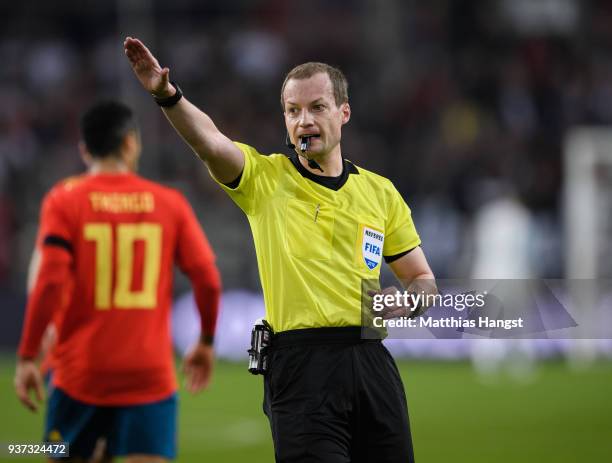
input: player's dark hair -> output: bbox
[281,62,348,109]
[80,101,138,158]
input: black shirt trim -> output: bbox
[288,154,359,191]
[224,172,243,189]
[383,245,420,264]
[222,153,360,191]
[43,235,73,253]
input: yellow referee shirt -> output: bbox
[215,142,421,332]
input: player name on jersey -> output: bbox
[89,192,154,213]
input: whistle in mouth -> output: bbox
[300,136,310,152]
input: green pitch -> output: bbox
[1,355,611,462]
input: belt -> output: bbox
[271,326,383,348]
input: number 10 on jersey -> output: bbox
[84,223,162,310]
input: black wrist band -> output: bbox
[153,81,183,107]
[201,334,214,346]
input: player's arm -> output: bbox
[380,247,438,319]
[16,245,72,411]
[175,196,222,393]
[26,246,58,370]
[124,37,243,184]
[15,193,73,411]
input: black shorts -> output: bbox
[263,327,415,463]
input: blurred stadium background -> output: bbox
[1,0,611,461]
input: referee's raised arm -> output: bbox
[123,37,244,184]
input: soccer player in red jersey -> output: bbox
[14,101,221,462]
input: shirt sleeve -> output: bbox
[18,191,74,359]
[175,194,222,339]
[383,183,422,257]
[39,189,74,244]
[212,142,278,216]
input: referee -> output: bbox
[125,37,436,463]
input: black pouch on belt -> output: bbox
[247,318,273,375]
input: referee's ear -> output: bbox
[340,102,351,125]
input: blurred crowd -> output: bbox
[2,0,611,301]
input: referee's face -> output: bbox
[283,72,350,160]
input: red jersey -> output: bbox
[18,173,221,405]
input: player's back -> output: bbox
[47,172,190,405]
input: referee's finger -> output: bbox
[381,305,412,320]
[377,286,400,298]
[367,286,400,297]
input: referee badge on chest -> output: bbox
[361,225,384,270]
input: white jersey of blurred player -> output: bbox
[470,185,536,383]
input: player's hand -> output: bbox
[123,37,174,98]
[182,342,214,394]
[368,286,416,320]
[14,359,44,412]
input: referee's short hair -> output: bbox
[280,62,348,109]
[80,101,138,158]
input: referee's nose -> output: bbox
[298,108,315,127]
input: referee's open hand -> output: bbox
[124,37,174,98]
